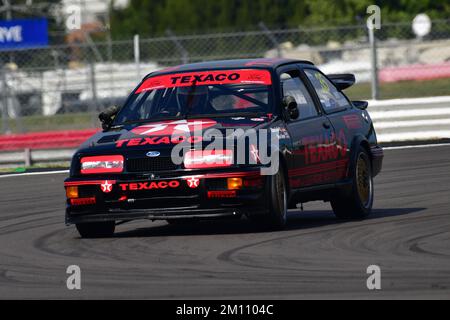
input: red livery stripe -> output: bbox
[289,159,348,177]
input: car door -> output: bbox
[278,67,335,189]
[303,68,354,182]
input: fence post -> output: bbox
[166,29,189,64]
[24,148,31,167]
[0,67,10,134]
[368,24,379,100]
[134,34,141,81]
[89,62,99,126]
[259,22,282,58]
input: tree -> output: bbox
[110,0,450,39]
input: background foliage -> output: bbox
[110,0,450,38]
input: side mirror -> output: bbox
[352,100,368,110]
[283,96,299,120]
[99,105,120,130]
[327,74,356,90]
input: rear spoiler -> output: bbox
[327,74,356,90]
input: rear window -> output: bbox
[304,69,351,112]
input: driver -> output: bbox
[176,85,215,115]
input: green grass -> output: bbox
[346,78,450,101]
[5,112,98,133]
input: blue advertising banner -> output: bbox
[0,18,49,51]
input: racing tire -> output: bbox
[250,167,288,229]
[75,221,116,238]
[331,146,373,219]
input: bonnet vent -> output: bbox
[97,134,121,144]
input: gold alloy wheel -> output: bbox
[356,153,372,208]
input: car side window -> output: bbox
[304,69,351,113]
[280,72,318,120]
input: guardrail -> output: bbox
[368,96,450,142]
[0,148,76,167]
[0,129,98,167]
[0,129,98,151]
[1,96,450,167]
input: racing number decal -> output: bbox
[131,119,217,136]
[114,119,217,148]
[315,73,330,93]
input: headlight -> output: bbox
[80,155,124,174]
[184,150,233,169]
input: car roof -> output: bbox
[146,58,315,78]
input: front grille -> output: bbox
[126,157,178,172]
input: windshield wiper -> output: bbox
[115,115,183,127]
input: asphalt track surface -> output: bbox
[0,145,449,299]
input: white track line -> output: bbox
[384,143,450,150]
[0,170,69,179]
[377,131,450,143]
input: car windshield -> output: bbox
[113,69,273,125]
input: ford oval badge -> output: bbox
[146,151,161,157]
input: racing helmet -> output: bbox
[176,85,209,114]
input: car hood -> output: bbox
[77,115,274,154]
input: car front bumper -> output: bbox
[65,168,268,225]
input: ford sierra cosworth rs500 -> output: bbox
[64,58,383,238]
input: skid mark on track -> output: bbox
[217,212,446,271]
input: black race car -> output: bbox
[64,58,383,238]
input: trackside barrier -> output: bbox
[0,129,99,152]
[1,96,450,166]
[368,96,450,143]
[0,148,76,167]
[0,129,98,167]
